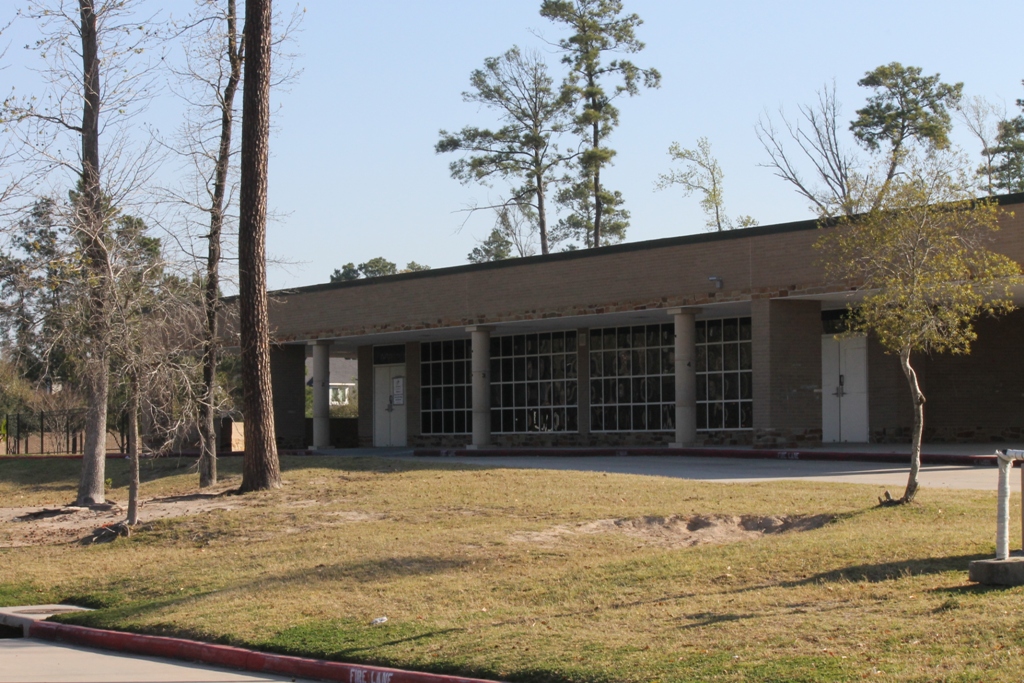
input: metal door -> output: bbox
[373,364,407,447]
[821,335,869,443]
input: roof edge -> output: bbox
[228,190,1024,302]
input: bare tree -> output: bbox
[955,95,1005,195]
[104,216,204,525]
[237,0,280,492]
[164,0,245,488]
[2,0,160,505]
[163,0,301,488]
[756,83,866,218]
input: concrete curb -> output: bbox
[412,446,1006,467]
[28,621,504,683]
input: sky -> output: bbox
[4,1,1024,291]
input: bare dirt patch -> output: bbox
[0,487,244,548]
[511,513,833,548]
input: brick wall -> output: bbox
[751,298,822,443]
[270,344,306,449]
[260,206,1024,344]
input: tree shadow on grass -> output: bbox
[223,554,476,594]
[278,455,501,477]
[731,552,992,593]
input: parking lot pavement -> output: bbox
[0,639,315,683]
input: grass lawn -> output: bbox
[1,454,1022,682]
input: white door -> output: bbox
[821,335,869,443]
[373,364,407,447]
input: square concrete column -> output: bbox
[311,340,331,449]
[668,308,699,447]
[467,326,493,449]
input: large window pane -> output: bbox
[695,317,753,433]
[489,333,580,433]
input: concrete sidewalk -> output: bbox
[353,446,1023,492]
[0,639,312,683]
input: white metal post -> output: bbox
[996,449,1024,560]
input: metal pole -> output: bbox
[997,453,1012,560]
[40,410,44,455]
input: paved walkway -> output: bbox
[350,445,1024,492]
[0,639,313,683]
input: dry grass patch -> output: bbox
[1,455,1023,682]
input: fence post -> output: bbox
[40,410,44,455]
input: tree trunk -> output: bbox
[127,379,140,526]
[75,0,109,507]
[899,346,924,503]
[591,116,602,248]
[237,0,280,492]
[199,0,244,488]
[536,170,549,255]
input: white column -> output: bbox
[467,326,493,449]
[312,340,331,449]
[668,308,699,447]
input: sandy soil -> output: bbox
[0,487,244,548]
[512,513,834,548]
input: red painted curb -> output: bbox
[411,446,1005,467]
[28,621,503,683]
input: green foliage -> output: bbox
[468,227,513,263]
[330,263,360,282]
[540,0,659,246]
[358,257,397,278]
[988,116,1024,193]
[553,177,628,248]
[402,261,430,273]
[851,63,963,155]
[437,47,574,254]
[818,155,1019,358]
[329,258,401,282]
[656,137,758,232]
[984,82,1024,193]
[330,394,358,418]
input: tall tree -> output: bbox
[758,66,963,217]
[988,117,1024,193]
[955,95,1004,195]
[850,62,963,208]
[553,176,628,248]
[437,47,574,254]
[2,0,158,505]
[237,0,280,492]
[656,137,757,232]
[983,82,1024,194]
[540,0,659,247]
[817,153,1020,504]
[169,0,245,488]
